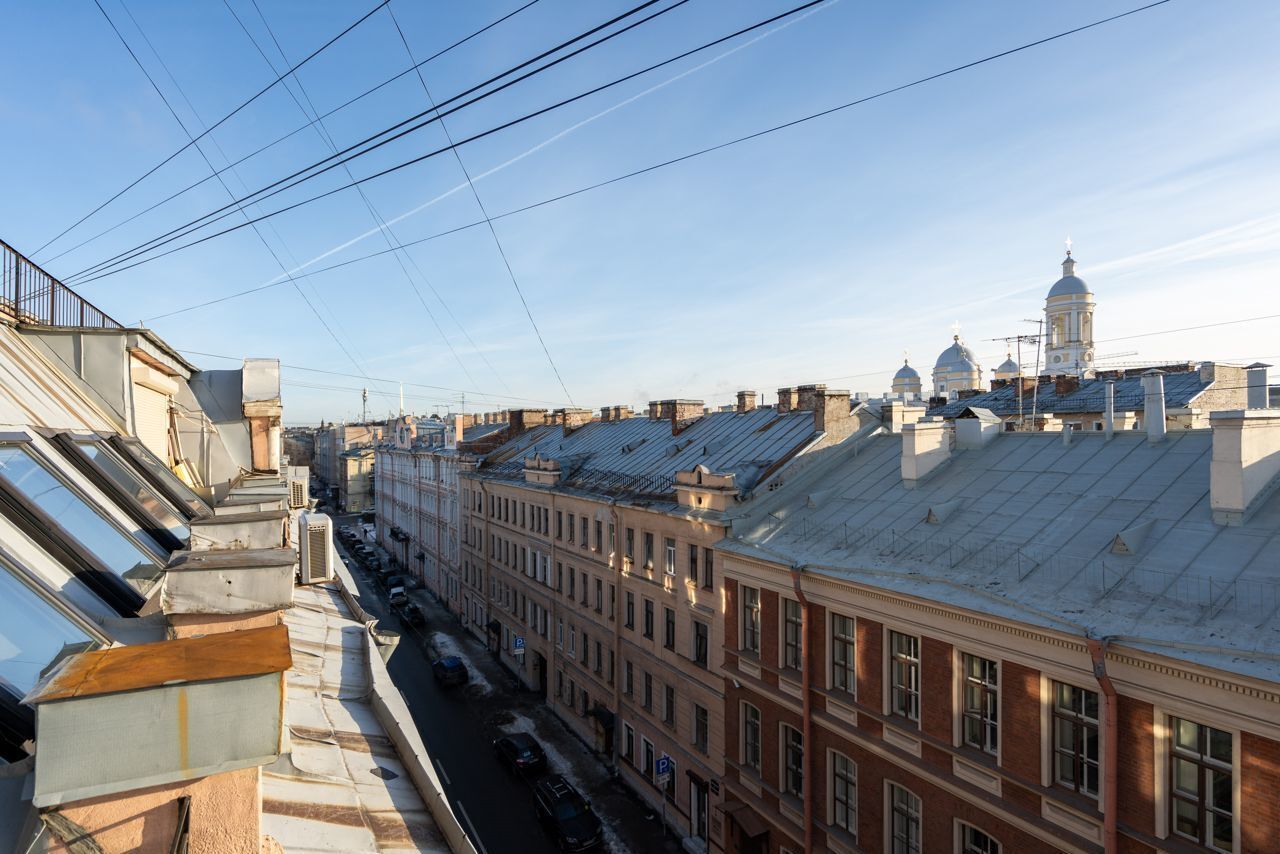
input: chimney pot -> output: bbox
[1142,370,1167,443]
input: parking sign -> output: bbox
[513,635,525,656]
[656,754,673,784]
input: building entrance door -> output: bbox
[690,778,708,842]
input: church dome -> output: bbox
[1048,252,1091,298]
[996,355,1020,375]
[894,360,920,380]
[934,336,978,371]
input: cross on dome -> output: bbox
[950,320,962,341]
[1065,235,1073,257]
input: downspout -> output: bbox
[1086,637,1118,854]
[608,501,622,769]
[789,566,814,854]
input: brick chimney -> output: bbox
[777,388,797,414]
[556,407,593,435]
[508,408,548,436]
[1054,375,1080,396]
[736,390,758,413]
[648,401,663,420]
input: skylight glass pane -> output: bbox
[0,446,163,590]
[115,438,208,516]
[0,567,92,697]
[76,441,189,540]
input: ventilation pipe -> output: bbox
[1103,380,1115,440]
[1142,370,1166,443]
[1086,638,1118,854]
[789,567,814,854]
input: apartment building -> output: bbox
[374,413,508,593]
[313,420,383,503]
[0,241,471,853]
[460,389,871,851]
[716,409,1280,854]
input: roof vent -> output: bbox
[805,489,833,509]
[1110,519,1155,555]
[925,498,965,524]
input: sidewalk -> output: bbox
[405,586,686,854]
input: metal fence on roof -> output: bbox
[789,517,1280,624]
[478,457,675,500]
[0,239,123,329]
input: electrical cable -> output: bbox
[140,0,1177,324]
[98,0,397,406]
[33,0,392,259]
[38,0,544,267]
[67,0,799,285]
[385,0,573,403]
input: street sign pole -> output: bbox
[656,754,673,839]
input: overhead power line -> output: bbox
[97,0,393,406]
[385,1,574,404]
[34,0,392,259]
[39,0,544,268]
[67,0,805,285]
[142,0,1177,323]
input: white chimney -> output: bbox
[1142,370,1166,443]
[1104,380,1115,440]
[901,418,951,486]
[1210,409,1280,525]
[1247,363,1271,409]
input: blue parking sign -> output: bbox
[656,754,673,780]
[513,635,525,655]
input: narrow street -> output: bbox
[334,534,682,854]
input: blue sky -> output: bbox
[3,0,1278,424]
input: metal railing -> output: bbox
[1,238,123,329]
[479,457,676,500]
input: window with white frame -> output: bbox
[960,823,1000,854]
[782,598,802,670]
[741,585,760,653]
[831,613,856,694]
[1052,682,1099,797]
[962,654,998,755]
[889,631,920,723]
[888,783,921,854]
[742,702,761,771]
[1169,716,1233,852]
[830,751,857,837]
[781,724,803,797]
[693,703,708,754]
[665,537,676,575]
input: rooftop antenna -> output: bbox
[361,387,368,423]
[399,383,404,418]
[1025,319,1044,428]
[986,330,1042,428]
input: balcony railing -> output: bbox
[1,238,123,329]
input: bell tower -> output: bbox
[1044,241,1096,376]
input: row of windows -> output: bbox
[621,659,710,756]
[623,593,710,666]
[735,589,1238,853]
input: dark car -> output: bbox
[533,775,602,852]
[493,732,547,775]
[431,656,468,687]
[384,574,407,590]
[396,602,425,626]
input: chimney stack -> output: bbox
[736,390,758,413]
[1247,363,1272,409]
[776,388,797,414]
[901,418,951,485]
[1142,370,1166,443]
[1210,409,1280,525]
[1054,375,1080,396]
[1104,380,1115,440]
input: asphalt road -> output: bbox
[335,538,562,854]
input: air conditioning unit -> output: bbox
[288,466,310,509]
[298,511,334,584]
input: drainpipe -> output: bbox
[608,502,622,769]
[789,566,814,854]
[1086,637,1118,854]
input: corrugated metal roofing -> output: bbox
[928,370,1210,418]
[478,408,819,497]
[721,428,1280,682]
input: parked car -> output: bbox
[388,586,408,606]
[384,574,406,589]
[533,775,602,852]
[493,732,547,776]
[431,656,468,687]
[396,602,425,626]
